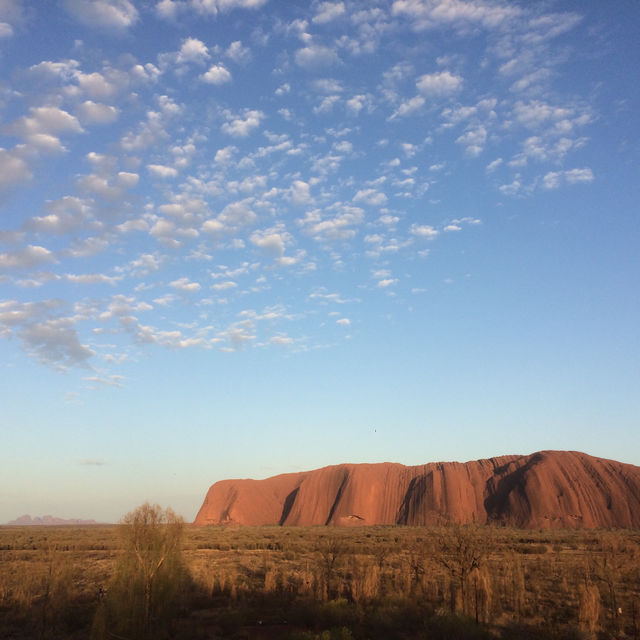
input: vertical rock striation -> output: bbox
[194,451,640,529]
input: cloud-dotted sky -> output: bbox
[1,0,639,521]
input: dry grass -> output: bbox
[1,524,639,639]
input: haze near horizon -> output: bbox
[1,0,638,524]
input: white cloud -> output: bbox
[486,157,503,172]
[218,199,257,227]
[392,0,520,31]
[300,206,364,242]
[0,148,31,189]
[211,280,237,291]
[336,317,350,326]
[76,101,119,124]
[416,70,462,96]
[353,188,388,206]
[226,40,251,64]
[148,164,179,179]
[221,109,264,137]
[564,167,594,184]
[177,37,210,65]
[542,167,594,189]
[66,273,121,285]
[391,95,425,118]
[541,171,561,190]
[270,335,294,345]
[313,1,345,24]
[76,71,117,100]
[156,0,267,19]
[250,230,286,257]
[170,277,201,292]
[289,180,311,204]
[26,196,91,234]
[214,145,237,164]
[377,278,397,288]
[295,44,340,71]
[410,224,439,238]
[63,0,138,30]
[0,22,13,37]
[0,245,56,270]
[456,125,487,156]
[201,64,232,84]
[6,106,83,138]
[346,94,371,115]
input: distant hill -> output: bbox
[194,450,640,529]
[5,514,101,526]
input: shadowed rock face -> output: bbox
[194,451,640,529]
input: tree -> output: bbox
[93,503,185,640]
[435,524,493,621]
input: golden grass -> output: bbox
[0,524,638,639]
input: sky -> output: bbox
[0,0,639,524]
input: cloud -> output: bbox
[221,109,264,137]
[392,0,520,31]
[0,148,31,189]
[353,188,388,206]
[22,318,95,368]
[289,180,311,204]
[456,125,487,156]
[76,101,119,124]
[250,229,287,257]
[542,167,594,189]
[201,64,232,84]
[176,37,210,65]
[63,0,138,30]
[377,278,397,288]
[486,157,503,172]
[218,199,258,227]
[170,277,201,292]
[564,167,594,184]
[416,70,462,96]
[25,196,91,235]
[410,224,439,238]
[6,106,83,139]
[211,280,237,291]
[336,317,350,326]
[300,206,364,242]
[0,300,94,370]
[226,40,251,64]
[66,273,121,285]
[313,1,345,24]
[295,44,340,71]
[391,95,425,118]
[156,0,267,19]
[0,245,56,270]
[148,164,179,179]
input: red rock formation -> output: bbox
[194,451,640,529]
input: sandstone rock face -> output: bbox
[194,451,640,529]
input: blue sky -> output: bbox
[1,0,638,523]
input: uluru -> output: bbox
[194,450,640,529]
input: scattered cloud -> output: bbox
[63,0,138,30]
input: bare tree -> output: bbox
[435,524,493,621]
[93,503,185,640]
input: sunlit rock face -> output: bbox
[194,451,640,529]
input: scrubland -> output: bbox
[0,518,638,639]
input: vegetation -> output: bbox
[0,515,638,639]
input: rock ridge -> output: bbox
[194,451,640,529]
